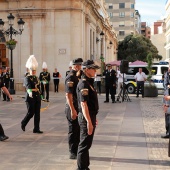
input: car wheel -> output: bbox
[127,83,135,94]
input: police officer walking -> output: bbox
[39,62,51,102]
[0,67,12,141]
[103,64,117,103]
[76,60,100,170]
[21,55,43,134]
[2,67,10,101]
[65,58,83,159]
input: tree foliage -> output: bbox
[117,34,162,62]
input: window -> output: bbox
[119,31,125,36]
[119,21,125,27]
[127,67,149,75]
[108,12,113,18]
[109,5,113,9]
[119,12,125,18]
[119,3,125,8]
[151,67,158,75]
[131,4,134,9]
[161,67,168,74]
[131,12,134,18]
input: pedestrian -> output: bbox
[0,67,12,141]
[53,68,61,92]
[65,58,83,159]
[39,62,51,102]
[2,67,10,101]
[162,70,167,89]
[134,68,147,98]
[66,66,72,77]
[94,73,101,95]
[103,64,117,103]
[117,66,126,95]
[21,55,43,134]
[76,60,100,170]
[162,96,170,138]
[162,68,170,138]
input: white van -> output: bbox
[125,63,169,94]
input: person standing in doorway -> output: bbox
[53,68,61,92]
[134,68,147,98]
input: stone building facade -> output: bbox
[0,0,117,90]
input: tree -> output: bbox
[118,34,162,62]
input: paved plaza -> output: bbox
[0,91,170,170]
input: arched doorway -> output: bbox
[0,31,8,67]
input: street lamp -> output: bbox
[0,13,25,94]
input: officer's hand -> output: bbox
[28,92,33,98]
[164,95,170,101]
[87,122,93,135]
[71,109,77,120]
[163,105,168,113]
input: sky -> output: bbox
[135,0,167,25]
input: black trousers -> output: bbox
[41,83,49,100]
[54,80,59,92]
[105,85,115,102]
[0,124,5,136]
[137,81,144,96]
[165,113,170,134]
[77,113,96,170]
[21,101,41,131]
[65,105,80,155]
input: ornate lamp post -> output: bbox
[0,13,25,94]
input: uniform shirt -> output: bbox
[103,69,116,85]
[134,72,146,81]
[24,75,41,102]
[77,75,99,115]
[53,72,60,81]
[39,72,51,84]
[65,69,79,108]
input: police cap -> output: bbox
[82,60,100,69]
[106,63,112,67]
[72,58,83,65]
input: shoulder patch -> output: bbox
[67,81,74,87]
[81,88,89,96]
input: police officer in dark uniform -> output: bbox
[39,62,51,102]
[2,67,10,101]
[21,55,43,134]
[103,64,117,103]
[76,60,100,170]
[65,58,83,159]
[0,67,12,141]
